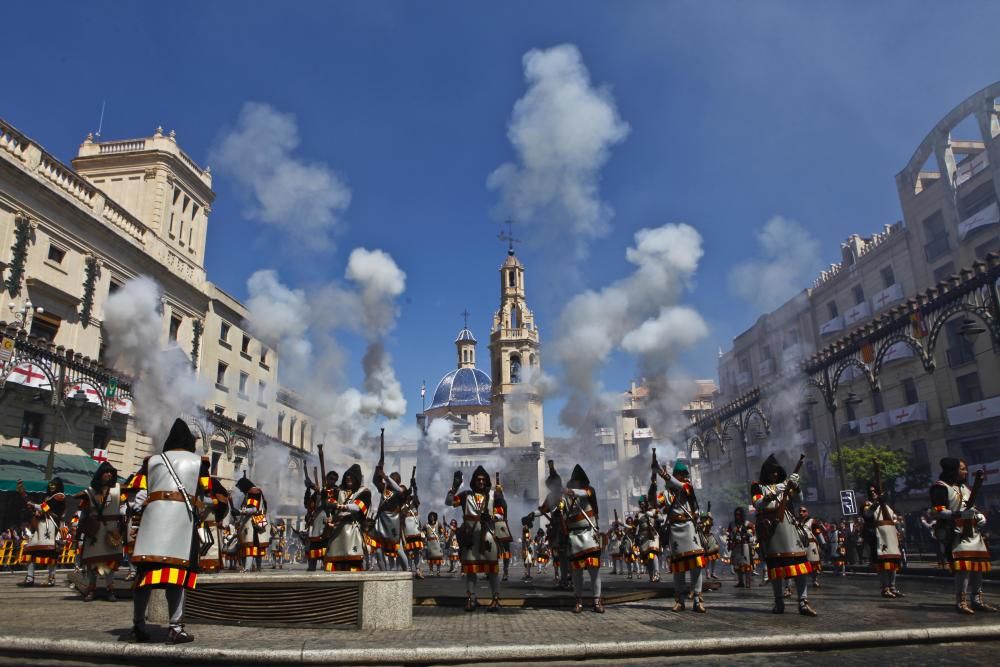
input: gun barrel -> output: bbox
[318,444,327,485]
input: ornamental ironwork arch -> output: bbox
[872,332,933,377]
[925,302,997,361]
[831,357,878,395]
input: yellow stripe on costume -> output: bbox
[952,560,992,573]
[670,555,707,573]
[137,567,197,590]
[767,562,813,579]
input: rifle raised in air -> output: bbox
[775,454,806,525]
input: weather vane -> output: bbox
[497,219,521,254]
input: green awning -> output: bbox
[0,445,103,494]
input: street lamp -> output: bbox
[958,316,985,342]
[9,299,43,333]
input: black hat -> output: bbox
[235,473,255,494]
[471,465,491,489]
[163,418,196,453]
[546,462,562,491]
[569,464,590,487]
[342,464,363,487]
[90,461,117,490]
[428,511,438,523]
[759,454,786,484]
[939,457,962,483]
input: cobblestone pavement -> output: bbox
[2,568,998,664]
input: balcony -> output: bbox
[859,412,889,435]
[758,358,775,377]
[593,427,616,446]
[633,427,654,440]
[843,301,871,328]
[888,401,928,427]
[820,315,845,337]
[872,283,904,312]
[958,201,1000,241]
[947,394,1000,426]
[882,340,915,365]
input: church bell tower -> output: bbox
[489,243,544,449]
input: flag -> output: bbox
[91,448,109,463]
[911,311,928,339]
[860,341,875,364]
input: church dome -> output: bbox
[429,367,492,409]
[455,328,477,343]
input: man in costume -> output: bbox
[830,520,848,576]
[798,506,824,588]
[753,454,816,616]
[562,464,604,613]
[303,472,337,571]
[447,519,460,573]
[622,516,639,579]
[656,461,707,613]
[863,485,903,598]
[606,520,623,575]
[520,523,534,580]
[197,477,230,574]
[635,495,661,583]
[269,518,287,569]
[234,476,269,572]
[446,466,505,611]
[700,508,721,581]
[930,457,995,613]
[129,418,210,643]
[18,477,66,586]
[423,511,445,576]
[532,463,571,590]
[373,469,409,571]
[76,461,124,601]
[729,506,755,589]
[401,482,425,578]
[323,464,371,572]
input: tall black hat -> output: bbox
[545,461,562,491]
[759,454,786,483]
[90,461,118,490]
[471,465,491,490]
[939,457,961,483]
[235,472,255,495]
[342,464,363,487]
[569,464,590,487]
[163,418,196,453]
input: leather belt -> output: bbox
[148,490,193,504]
[877,520,895,526]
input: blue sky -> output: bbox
[5,2,1000,435]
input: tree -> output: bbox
[831,442,917,501]
[702,480,753,514]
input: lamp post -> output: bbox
[9,299,43,333]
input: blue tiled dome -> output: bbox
[429,367,492,409]
[455,328,477,343]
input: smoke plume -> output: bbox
[211,102,352,248]
[728,216,821,312]
[102,277,209,443]
[488,44,630,260]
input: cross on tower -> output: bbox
[498,220,521,254]
[461,309,471,330]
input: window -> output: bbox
[233,456,243,473]
[277,413,285,441]
[216,361,228,387]
[21,411,44,448]
[845,401,857,422]
[258,380,266,403]
[827,301,839,319]
[922,211,950,261]
[169,315,181,342]
[798,409,812,431]
[945,318,975,368]
[959,180,997,220]
[902,377,919,405]
[911,439,929,468]
[300,421,307,449]
[508,270,515,287]
[933,261,955,284]
[236,413,246,425]
[510,355,521,384]
[974,236,1000,260]
[109,279,122,296]
[30,311,60,342]
[211,451,222,475]
[214,405,225,416]
[47,243,66,264]
[635,417,649,429]
[241,334,250,355]
[260,347,269,366]
[220,322,230,342]
[92,426,110,451]
[880,265,896,288]
[872,392,884,414]
[956,371,983,405]
[852,285,865,306]
[238,372,248,396]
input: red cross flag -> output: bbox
[9,363,51,389]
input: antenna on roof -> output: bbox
[95,101,106,139]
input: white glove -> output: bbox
[976,512,987,528]
[787,473,800,487]
[774,482,787,495]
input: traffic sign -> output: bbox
[840,489,858,516]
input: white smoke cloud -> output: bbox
[241,247,409,452]
[210,102,352,247]
[728,216,822,312]
[102,277,209,444]
[488,44,630,259]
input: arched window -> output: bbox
[510,355,521,384]
[511,305,521,329]
[508,270,516,287]
[529,353,536,366]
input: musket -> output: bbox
[318,444,327,488]
[775,454,806,524]
[378,428,385,470]
[960,468,986,541]
[873,460,889,518]
[651,447,658,484]
[313,466,320,490]
[410,465,418,501]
